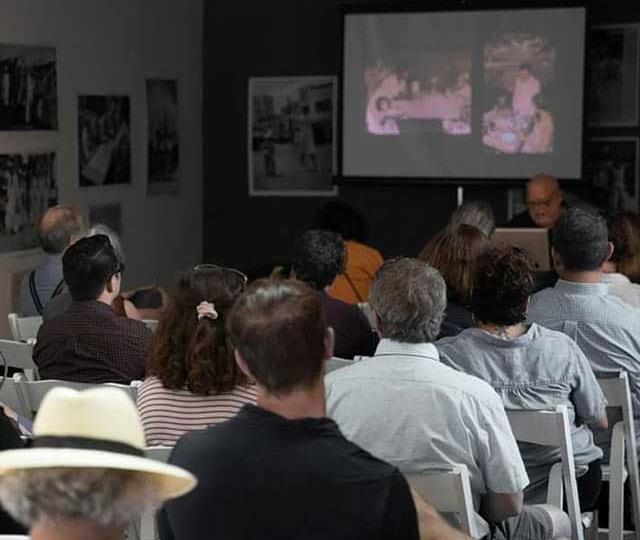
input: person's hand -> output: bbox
[123,299,143,321]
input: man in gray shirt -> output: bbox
[326,258,570,540]
[528,208,640,445]
[19,205,85,316]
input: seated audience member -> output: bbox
[33,235,152,384]
[437,245,607,509]
[290,230,377,359]
[137,265,257,446]
[325,258,571,540]
[603,212,640,306]
[508,174,565,229]
[159,279,459,540]
[0,407,25,535]
[450,200,496,238]
[312,201,384,304]
[418,224,489,338]
[528,208,640,446]
[20,205,85,316]
[0,386,196,540]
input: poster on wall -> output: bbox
[78,95,131,187]
[587,25,639,126]
[88,202,123,236]
[147,79,179,195]
[584,137,639,214]
[0,44,57,131]
[248,76,337,196]
[0,152,57,251]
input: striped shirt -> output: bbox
[137,376,257,446]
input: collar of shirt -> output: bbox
[468,324,540,349]
[554,278,609,296]
[69,299,117,316]
[373,338,439,362]
[238,403,340,436]
[601,272,631,285]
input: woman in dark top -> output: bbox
[418,224,489,338]
[0,406,26,534]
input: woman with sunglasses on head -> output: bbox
[138,265,256,446]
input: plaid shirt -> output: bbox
[33,300,151,384]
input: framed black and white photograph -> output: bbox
[0,152,57,251]
[78,95,131,187]
[89,202,123,236]
[0,44,57,131]
[147,78,179,195]
[584,137,639,214]
[587,25,639,126]
[248,76,337,197]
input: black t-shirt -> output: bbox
[159,404,419,540]
[506,209,537,228]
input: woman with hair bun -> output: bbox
[138,265,256,446]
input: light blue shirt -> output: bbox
[325,339,529,537]
[528,279,640,443]
[19,254,63,316]
[437,324,605,493]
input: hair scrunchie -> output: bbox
[197,301,218,321]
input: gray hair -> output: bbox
[450,201,495,237]
[0,468,162,528]
[370,258,446,343]
[87,224,125,264]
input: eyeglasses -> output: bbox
[193,264,248,288]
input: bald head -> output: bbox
[37,205,85,254]
[526,174,564,229]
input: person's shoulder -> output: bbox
[347,240,383,265]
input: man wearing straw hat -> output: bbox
[0,386,196,540]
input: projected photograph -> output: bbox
[0,152,57,251]
[248,76,337,197]
[78,95,130,187]
[483,33,556,155]
[364,53,471,136]
[585,137,638,214]
[587,26,639,126]
[0,44,57,130]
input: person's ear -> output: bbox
[604,242,615,264]
[324,327,335,360]
[234,350,255,382]
[105,274,118,294]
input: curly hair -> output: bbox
[608,212,640,282]
[147,267,248,395]
[418,224,489,305]
[291,230,345,290]
[0,468,162,528]
[471,245,535,326]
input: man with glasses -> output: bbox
[508,174,566,229]
[33,234,152,384]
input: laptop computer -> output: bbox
[492,228,551,271]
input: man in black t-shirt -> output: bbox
[159,279,461,540]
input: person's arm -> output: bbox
[480,490,523,524]
[411,489,470,540]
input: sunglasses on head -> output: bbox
[193,264,248,287]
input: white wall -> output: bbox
[0,0,203,326]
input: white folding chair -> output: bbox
[0,374,30,419]
[406,464,479,538]
[596,371,640,540]
[506,406,583,540]
[324,357,355,374]
[143,319,159,333]
[0,339,38,380]
[8,312,42,342]
[0,536,30,539]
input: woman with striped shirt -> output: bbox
[138,265,257,446]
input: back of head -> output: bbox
[62,235,120,301]
[553,208,609,272]
[370,258,446,343]
[87,223,125,264]
[607,212,640,282]
[291,230,345,290]
[471,245,535,326]
[148,266,248,395]
[418,224,489,305]
[227,279,327,396]
[38,205,85,254]
[450,201,496,237]
[310,201,369,242]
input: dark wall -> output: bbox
[203,0,639,273]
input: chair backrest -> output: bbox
[0,339,38,380]
[17,377,140,419]
[506,406,583,540]
[406,464,478,538]
[142,319,159,333]
[8,312,42,341]
[0,374,30,418]
[324,357,354,374]
[596,371,640,539]
[146,446,172,462]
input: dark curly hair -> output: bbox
[471,245,535,326]
[147,267,248,395]
[608,212,640,282]
[291,230,345,290]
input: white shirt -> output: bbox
[602,272,640,308]
[325,339,529,536]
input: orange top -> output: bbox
[329,240,384,304]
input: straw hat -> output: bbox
[0,386,196,500]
